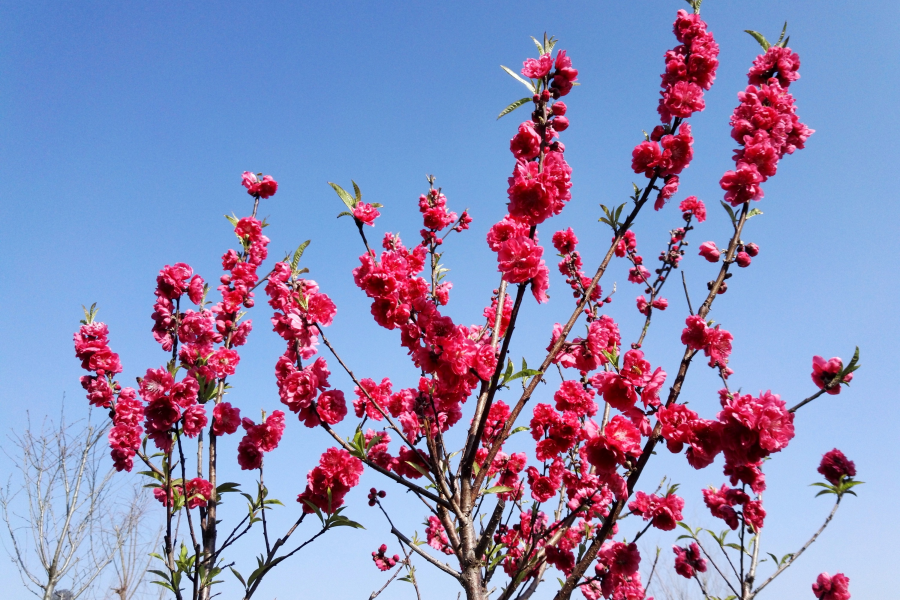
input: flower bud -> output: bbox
[551,101,567,116]
[541,90,551,102]
[650,125,666,142]
[735,252,752,268]
[553,116,569,131]
[745,242,759,257]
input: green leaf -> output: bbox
[500,65,536,93]
[404,461,430,477]
[291,240,311,273]
[720,201,738,224]
[497,97,532,120]
[352,180,363,204]
[746,208,764,219]
[228,567,247,587]
[509,425,529,436]
[775,22,788,46]
[530,36,545,55]
[224,213,239,227]
[745,30,771,51]
[483,485,514,495]
[336,211,352,218]
[328,182,357,210]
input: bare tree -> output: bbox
[0,405,141,600]
[106,486,164,600]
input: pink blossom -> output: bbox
[673,543,707,579]
[510,121,542,160]
[242,172,278,198]
[522,53,553,79]
[812,572,851,600]
[720,162,764,206]
[212,402,241,436]
[628,491,684,531]
[748,46,801,89]
[353,202,380,226]
[681,315,708,350]
[678,196,706,222]
[698,241,720,262]
[297,447,364,514]
[811,356,851,395]
[736,251,752,267]
[182,404,207,438]
[185,478,213,509]
[818,449,856,486]
[497,235,544,284]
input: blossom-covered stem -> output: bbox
[461,280,529,489]
[750,497,842,598]
[554,204,751,600]
[471,143,682,499]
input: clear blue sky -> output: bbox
[1,1,897,598]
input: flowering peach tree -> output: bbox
[72,4,861,600]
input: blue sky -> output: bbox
[1,1,897,598]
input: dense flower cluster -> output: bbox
[720,46,813,206]
[631,9,718,211]
[236,411,286,470]
[297,447,364,514]
[627,490,684,531]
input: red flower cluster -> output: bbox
[553,228,604,306]
[74,321,123,408]
[371,544,400,572]
[297,447,364,514]
[630,10,718,210]
[812,572,851,600]
[236,411,285,470]
[108,387,143,472]
[681,315,734,373]
[627,490,684,531]
[811,355,852,395]
[673,542,707,579]
[425,516,454,555]
[241,171,278,199]
[818,449,856,486]
[582,541,645,600]
[659,10,720,122]
[703,484,765,531]
[549,315,621,373]
[721,46,813,206]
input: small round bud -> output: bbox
[551,101,567,116]
[541,90,551,102]
[745,243,759,257]
[735,252,752,268]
